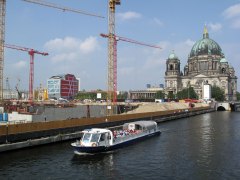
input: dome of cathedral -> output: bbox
[189,27,222,58]
[168,51,178,60]
[220,58,228,63]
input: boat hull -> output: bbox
[72,130,161,154]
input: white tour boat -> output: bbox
[71,120,161,154]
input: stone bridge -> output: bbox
[216,101,240,111]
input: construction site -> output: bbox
[0,0,162,121]
[0,1,212,151]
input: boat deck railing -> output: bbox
[113,129,156,144]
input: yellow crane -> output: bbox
[107,0,120,116]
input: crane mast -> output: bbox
[101,32,161,115]
[107,0,120,116]
[0,0,6,102]
[4,44,48,101]
[0,0,104,103]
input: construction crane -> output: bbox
[22,0,104,19]
[106,0,121,116]
[0,0,6,102]
[4,44,48,101]
[105,0,161,116]
[101,33,161,105]
[0,0,104,103]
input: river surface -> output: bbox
[1,111,240,180]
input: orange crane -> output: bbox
[4,44,48,101]
[22,0,104,18]
[101,33,161,104]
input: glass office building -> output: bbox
[47,74,79,100]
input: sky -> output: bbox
[4,0,240,92]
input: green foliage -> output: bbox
[167,91,175,99]
[117,91,128,99]
[155,91,165,99]
[75,91,107,100]
[237,91,240,101]
[75,91,129,100]
[176,87,198,99]
[75,92,96,100]
[211,85,225,101]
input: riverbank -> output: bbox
[0,105,213,152]
[126,102,209,114]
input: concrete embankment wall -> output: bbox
[0,106,212,152]
[32,105,107,122]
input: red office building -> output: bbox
[47,74,79,100]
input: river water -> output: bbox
[1,111,240,180]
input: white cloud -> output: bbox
[117,11,141,21]
[44,36,99,63]
[79,37,98,54]
[223,4,240,29]
[153,18,164,27]
[44,37,80,52]
[184,39,195,47]
[13,61,27,69]
[231,19,240,29]
[223,4,240,19]
[208,22,222,32]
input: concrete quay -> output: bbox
[0,106,214,153]
[0,131,82,153]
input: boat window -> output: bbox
[82,133,91,142]
[135,124,141,130]
[107,133,111,140]
[90,133,101,142]
[100,134,105,141]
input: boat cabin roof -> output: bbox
[82,128,110,134]
[123,120,157,130]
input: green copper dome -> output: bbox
[189,27,222,57]
[168,51,178,60]
[220,58,228,63]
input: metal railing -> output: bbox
[114,129,155,144]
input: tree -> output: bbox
[167,91,174,99]
[176,86,198,99]
[211,85,225,101]
[155,91,165,99]
[237,91,240,101]
[75,91,96,100]
[117,91,128,100]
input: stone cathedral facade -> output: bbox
[165,27,237,101]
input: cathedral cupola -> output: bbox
[166,50,180,76]
[189,26,223,58]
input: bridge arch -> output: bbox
[216,102,230,111]
[217,106,226,111]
